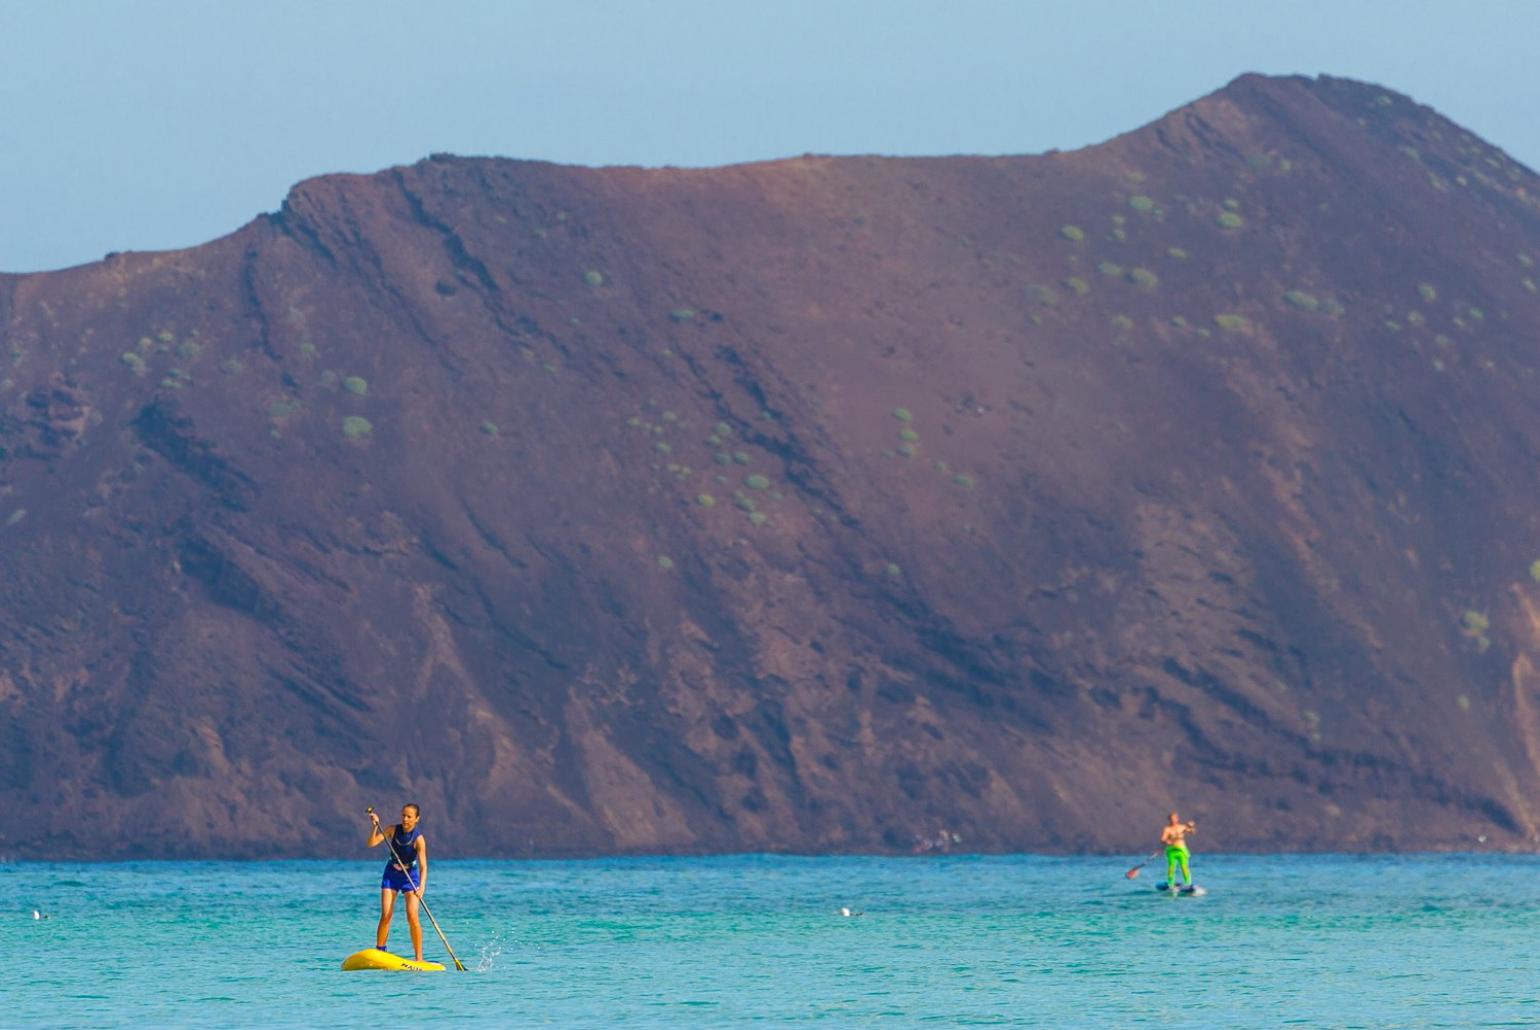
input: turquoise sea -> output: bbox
[7,854,1539,1026]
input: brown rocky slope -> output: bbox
[7,74,1540,858]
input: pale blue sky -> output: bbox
[2,1,1537,272]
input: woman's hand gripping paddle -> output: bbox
[369,806,468,971]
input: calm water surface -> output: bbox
[6,854,1538,1026]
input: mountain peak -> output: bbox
[5,78,1540,858]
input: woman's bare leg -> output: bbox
[376,888,396,949]
[405,892,424,961]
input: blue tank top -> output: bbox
[386,825,421,870]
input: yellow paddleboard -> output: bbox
[341,948,446,972]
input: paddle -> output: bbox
[1124,849,1162,880]
[369,806,468,971]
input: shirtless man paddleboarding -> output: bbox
[1160,811,1196,889]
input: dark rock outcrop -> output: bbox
[6,74,1540,858]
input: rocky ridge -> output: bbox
[5,74,1540,858]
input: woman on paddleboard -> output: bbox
[368,804,429,962]
[1161,810,1196,889]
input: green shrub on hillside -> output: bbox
[342,416,373,439]
[343,376,368,396]
[121,352,147,375]
[1284,290,1320,311]
[1063,276,1090,296]
[1127,268,1158,288]
[1215,313,1252,333]
[1059,225,1085,242]
[1418,283,1438,303]
[583,270,605,286]
[1216,211,1244,229]
[1129,195,1156,213]
[893,407,912,422]
[1461,609,1492,652]
[1025,284,1058,306]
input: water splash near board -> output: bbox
[474,930,508,972]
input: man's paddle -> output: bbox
[369,806,468,971]
[1125,849,1162,880]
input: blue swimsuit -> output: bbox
[380,825,421,893]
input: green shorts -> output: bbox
[1165,844,1191,883]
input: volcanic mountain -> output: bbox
[6,74,1540,859]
